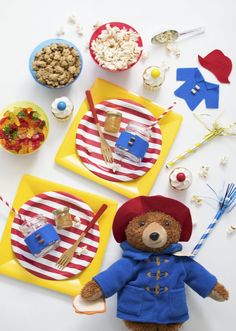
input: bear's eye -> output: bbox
[139,220,145,227]
[164,220,171,226]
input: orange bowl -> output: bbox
[89,22,143,72]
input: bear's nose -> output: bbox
[149,232,160,241]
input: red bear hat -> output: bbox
[198,49,232,84]
[113,195,192,243]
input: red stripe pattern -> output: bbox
[10,191,99,280]
[76,99,162,182]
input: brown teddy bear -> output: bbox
[81,195,229,331]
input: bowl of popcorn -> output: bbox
[0,101,49,155]
[89,22,143,72]
[29,38,83,88]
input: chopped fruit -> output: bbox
[0,107,48,154]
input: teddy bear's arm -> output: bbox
[208,282,229,301]
[81,280,103,301]
[81,257,136,300]
[182,257,228,299]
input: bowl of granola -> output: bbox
[0,101,49,154]
[29,38,83,88]
[89,22,143,72]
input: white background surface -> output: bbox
[0,0,235,330]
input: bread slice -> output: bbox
[73,295,106,315]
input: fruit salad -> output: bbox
[0,107,48,154]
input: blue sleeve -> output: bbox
[182,257,217,298]
[93,258,136,298]
[176,68,197,81]
[205,85,219,108]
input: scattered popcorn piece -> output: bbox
[93,21,102,31]
[191,195,203,206]
[198,165,209,178]
[76,245,88,256]
[166,43,181,57]
[72,217,81,229]
[109,162,121,173]
[68,14,77,24]
[56,26,65,37]
[141,50,149,61]
[161,61,170,71]
[85,41,89,50]
[84,144,94,154]
[227,225,236,234]
[74,216,80,223]
[220,156,229,166]
[76,24,83,36]
[91,23,142,71]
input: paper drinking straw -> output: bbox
[0,195,25,221]
[190,210,223,258]
[166,130,217,168]
[150,102,176,128]
[190,183,236,258]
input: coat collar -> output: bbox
[194,67,218,90]
[120,241,183,261]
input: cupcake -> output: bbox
[51,97,74,121]
[169,167,192,191]
[143,66,165,90]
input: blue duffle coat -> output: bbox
[93,242,217,324]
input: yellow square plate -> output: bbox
[55,78,182,198]
[0,174,118,296]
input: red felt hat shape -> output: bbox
[198,49,232,83]
[112,195,192,243]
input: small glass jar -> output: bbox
[115,121,151,163]
[104,110,122,133]
[20,215,60,258]
[53,207,73,230]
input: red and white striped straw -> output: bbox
[150,102,176,128]
[0,195,25,222]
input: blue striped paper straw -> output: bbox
[190,210,223,258]
[190,183,236,259]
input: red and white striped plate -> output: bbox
[10,191,99,281]
[76,99,162,182]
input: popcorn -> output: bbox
[85,41,89,50]
[56,26,65,37]
[91,24,142,71]
[76,245,88,256]
[227,225,236,234]
[198,165,209,178]
[73,217,81,229]
[109,162,121,173]
[76,24,83,36]
[191,195,203,206]
[68,14,77,24]
[84,144,94,154]
[166,43,181,57]
[93,21,102,31]
[141,50,149,61]
[220,156,229,166]
[74,216,80,223]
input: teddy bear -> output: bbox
[81,195,229,331]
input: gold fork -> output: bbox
[86,90,113,164]
[56,204,107,270]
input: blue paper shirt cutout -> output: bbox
[174,68,219,111]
